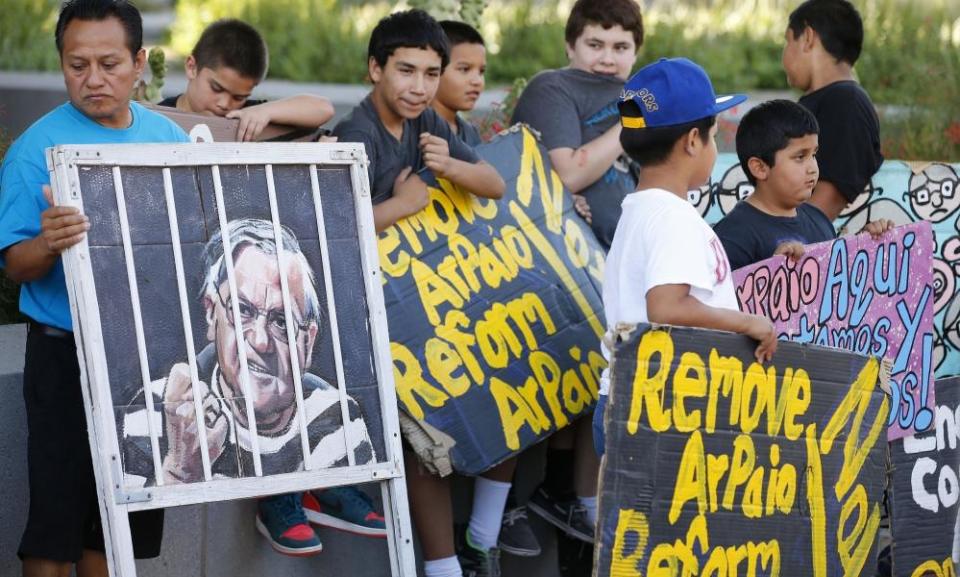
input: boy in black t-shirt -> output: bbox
[432,21,485,147]
[715,99,892,270]
[781,0,883,221]
[160,19,334,141]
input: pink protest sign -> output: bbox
[734,222,935,440]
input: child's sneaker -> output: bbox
[457,525,501,577]
[303,486,387,537]
[255,493,323,556]
[498,505,541,557]
[527,486,594,543]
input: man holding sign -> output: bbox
[0,1,188,575]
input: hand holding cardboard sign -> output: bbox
[161,363,228,483]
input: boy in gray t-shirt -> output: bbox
[511,0,643,250]
[333,10,503,233]
[510,0,644,550]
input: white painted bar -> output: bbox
[162,168,214,482]
[52,143,365,167]
[264,164,313,469]
[123,462,402,511]
[112,166,164,486]
[211,165,264,477]
[308,165,355,466]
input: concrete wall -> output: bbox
[0,323,566,577]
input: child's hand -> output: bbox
[864,218,895,239]
[572,193,592,223]
[226,106,272,142]
[773,241,805,262]
[744,313,777,363]
[393,167,429,217]
[420,132,452,178]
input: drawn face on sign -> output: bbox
[203,223,320,432]
[717,163,753,215]
[906,163,960,223]
[687,180,714,216]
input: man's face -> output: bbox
[782,27,812,92]
[566,24,637,80]
[60,17,145,129]
[436,42,486,113]
[370,47,443,121]
[762,133,820,207]
[183,57,258,116]
[205,246,319,430]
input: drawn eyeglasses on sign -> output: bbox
[216,289,311,344]
[906,179,957,205]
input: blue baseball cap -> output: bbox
[619,58,747,129]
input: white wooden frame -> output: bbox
[46,143,415,577]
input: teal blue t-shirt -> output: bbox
[0,101,189,330]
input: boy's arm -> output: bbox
[226,95,335,141]
[548,123,624,194]
[420,133,505,199]
[373,168,429,233]
[646,284,777,362]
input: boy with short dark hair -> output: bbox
[713,99,834,270]
[334,9,504,234]
[430,19,543,562]
[510,0,643,546]
[782,0,882,221]
[160,19,334,141]
[334,10,505,577]
[595,58,778,457]
[511,0,643,250]
[433,20,486,147]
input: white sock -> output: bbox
[424,556,462,577]
[578,495,598,526]
[468,477,512,550]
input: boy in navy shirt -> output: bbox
[715,99,891,270]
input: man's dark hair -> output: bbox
[56,0,142,58]
[192,19,269,82]
[788,0,864,65]
[736,99,820,185]
[368,9,449,70]
[618,100,714,166]
[440,20,485,48]
[565,0,644,50]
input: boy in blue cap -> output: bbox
[594,58,778,456]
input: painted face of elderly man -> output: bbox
[202,218,321,433]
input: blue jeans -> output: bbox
[592,393,608,457]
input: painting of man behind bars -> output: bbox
[122,218,374,486]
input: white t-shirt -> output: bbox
[599,188,739,396]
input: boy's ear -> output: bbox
[564,41,576,63]
[801,25,818,52]
[368,56,383,84]
[684,127,702,156]
[185,55,198,80]
[747,157,770,182]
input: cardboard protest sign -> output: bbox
[596,324,889,577]
[891,377,960,577]
[379,126,606,475]
[702,155,960,383]
[50,143,416,576]
[732,223,935,440]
